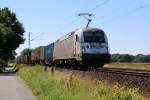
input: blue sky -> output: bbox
[0,0,150,55]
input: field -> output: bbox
[104,63,150,70]
[17,64,144,100]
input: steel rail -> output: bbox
[52,66,150,77]
[97,68,150,77]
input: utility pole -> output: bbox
[27,32,44,65]
[78,13,94,28]
[28,32,31,64]
[28,32,31,50]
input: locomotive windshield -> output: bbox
[83,30,105,43]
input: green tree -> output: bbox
[134,54,144,62]
[142,55,150,63]
[111,54,121,62]
[118,54,134,62]
[0,7,25,61]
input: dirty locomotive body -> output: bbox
[19,28,111,68]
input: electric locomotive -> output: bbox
[53,27,110,68]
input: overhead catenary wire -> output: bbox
[30,32,44,41]
[76,0,150,26]
[100,1,150,25]
[27,32,44,51]
[88,0,111,13]
[96,0,139,21]
[18,1,150,56]
[26,1,150,43]
[56,0,111,35]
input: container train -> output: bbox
[18,27,111,69]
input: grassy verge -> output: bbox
[17,65,144,100]
[105,63,150,70]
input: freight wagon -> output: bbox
[44,43,54,66]
[39,46,45,65]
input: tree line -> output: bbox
[111,54,150,63]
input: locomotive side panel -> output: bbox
[54,35,75,60]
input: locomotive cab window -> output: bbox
[83,30,105,43]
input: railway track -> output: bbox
[53,66,150,97]
[55,66,150,77]
[97,67,150,77]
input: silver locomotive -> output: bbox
[53,27,111,68]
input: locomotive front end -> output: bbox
[80,28,111,67]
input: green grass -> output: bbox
[17,65,144,100]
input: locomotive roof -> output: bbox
[56,27,104,42]
[81,27,104,32]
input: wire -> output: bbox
[88,0,111,13]
[56,0,111,35]
[97,0,138,20]
[100,1,150,25]
[31,33,44,41]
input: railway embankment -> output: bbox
[55,67,150,97]
[17,64,145,100]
